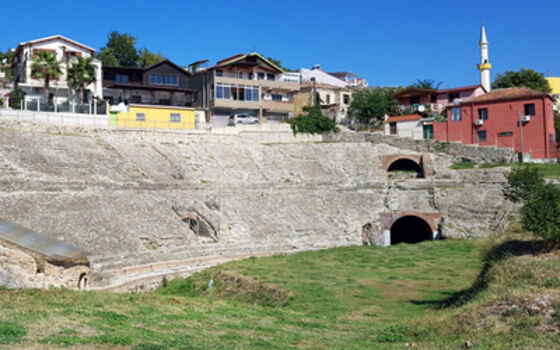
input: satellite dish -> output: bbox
[418,105,426,112]
[453,98,462,105]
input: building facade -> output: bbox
[188,52,299,125]
[393,85,487,116]
[384,114,433,140]
[12,35,102,109]
[434,88,558,159]
[102,59,195,107]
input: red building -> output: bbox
[434,88,558,159]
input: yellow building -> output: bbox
[546,77,560,96]
[111,104,195,130]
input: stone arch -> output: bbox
[387,158,423,177]
[378,211,443,246]
[390,215,433,245]
[78,273,89,290]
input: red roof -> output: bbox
[386,114,423,123]
[465,87,550,104]
[436,84,485,94]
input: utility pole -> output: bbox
[518,109,524,163]
[311,77,316,107]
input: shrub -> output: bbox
[0,322,26,344]
[287,106,338,135]
[503,166,544,203]
[8,89,23,109]
[520,183,560,246]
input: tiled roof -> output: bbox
[386,114,423,123]
[467,87,549,103]
[436,85,485,94]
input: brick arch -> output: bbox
[380,211,442,232]
[380,154,422,171]
[379,154,435,177]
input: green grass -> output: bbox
[528,163,560,178]
[0,232,558,349]
[450,160,476,169]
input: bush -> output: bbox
[287,106,338,135]
[520,183,560,246]
[0,322,26,344]
[8,89,23,109]
[503,166,544,203]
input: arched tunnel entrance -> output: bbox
[390,215,433,245]
[387,158,424,178]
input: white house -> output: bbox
[298,65,353,122]
[384,114,434,140]
[12,35,102,110]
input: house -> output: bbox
[12,35,102,109]
[328,71,368,88]
[102,59,195,107]
[296,65,353,122]
[434,87,558,159]
[187,52,299,125]
[393,85,487,116]
[384,114,434,140]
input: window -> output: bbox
[115,74,129,83]
[451,108,462,121]
[498,131,513,137]
[390,122,397,135]
[216,83,223,99]
[267,73,275,81]
[258,72,265,80]
[326,94,331,104]
[448,92,460,103]
[150,74,178,86]
[244,86,259,101]
[524,103,535,116]
[216,70,223,77]
[271,94,282,101]
[430,94,437,103]
[170,113,181,123]
[136,113,146,121]
[477,130,487,142]
[478,108,488,120]
[550,133,555,144]
[410,96,420,105]
[343,94,350,105]
[237,72,243,79]
[248,72,253,80]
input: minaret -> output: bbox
[478,22,492,91]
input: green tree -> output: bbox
[521,183,560,246]
[138,48,164,68]
[0,49,15,86]
[350,87,400,123]
[30,51,63,106]
[101,31,139,67]
[267,57,291,72]
[503,166,544,203]
[492,68,552,93]
[98,47,118,67]
[412,79,441,90]
[67,57,96,104]
[287,106,338,135]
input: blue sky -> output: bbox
[2,0,559,88]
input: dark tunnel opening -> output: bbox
[390,215,433,245]
[387,159,424,178]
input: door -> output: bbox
[423,124,433,139]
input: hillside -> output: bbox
[0,223,557,349]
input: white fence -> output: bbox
[0,109,109,127]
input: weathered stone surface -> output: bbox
[0,120,514,289]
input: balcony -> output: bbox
[212,98,294,113]
[214,73,299,91]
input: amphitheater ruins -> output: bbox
[0,119,518,291]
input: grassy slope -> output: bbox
[0,232,558,349]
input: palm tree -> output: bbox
[413,79,442,90]
[30,51,63,106]
[67,56,96,105]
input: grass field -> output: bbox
[450,161,560,178]
[0,228,558,349]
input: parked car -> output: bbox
[228,114,260,125]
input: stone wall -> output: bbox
[0,120,514,290]
[325,131,517,164]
